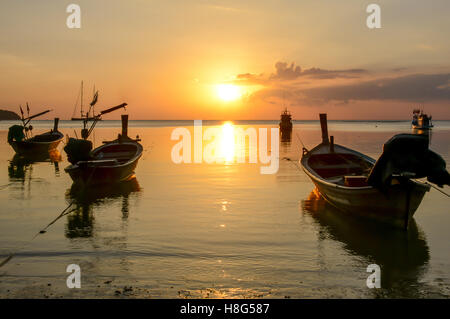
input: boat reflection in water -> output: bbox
[8,150,62,181]
[65,177,141,238]
[301,190,431,298]
[412,127,433,146]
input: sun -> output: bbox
[216,84,242,102]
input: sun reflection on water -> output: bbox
[220,122,235,163]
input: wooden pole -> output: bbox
[121,114,128,137]
[330,135,334,152]
[53,118,59,132]
[319,113,329,144]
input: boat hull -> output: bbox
[9,133,63,156]
[65,140,143,186]
[66,157,140,186]
[301,142,430,229]
[307,174,429,229]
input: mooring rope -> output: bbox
[284,157,302,171]
[425,182,450,198]
[295,132,307,151]
[0,201,76,269]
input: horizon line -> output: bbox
[3,118,450,122]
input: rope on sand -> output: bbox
[0,201,75,270]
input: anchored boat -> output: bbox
[70,81,101,121]
[64,104,143,186]
[412,109,433,130]
[7,104,63,156]
[301,114,449,229]
[279,108,293,141]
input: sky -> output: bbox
[0,0,449,120]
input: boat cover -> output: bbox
[367,134,450,189]
[64,138,93,165]
[7,125,25,142]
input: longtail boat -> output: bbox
[8,104,63,156]
[64,104,143,186]
[301,114,449,229]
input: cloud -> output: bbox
[300,67,367,79]
[235,61,368,85]
[271,62,302,80]
[271,62,368,80]
[235,62,450,108]
[300,73,450,103]
[249,73,450,106]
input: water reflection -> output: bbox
[280,134,292,155]
[412,128,433,146]
[65,178,141,238]
[301,190,430,298]
[280,130,292,143]
[8,150,61,181]
[220,122,235,163]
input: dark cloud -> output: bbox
[301,73,450,103]
[301,67,367,79]
[247,73,450,106]
[271,62,368,80]
[271,62,302,80]
[235,61,368,84]
[391,67,409,72]
[234,72,266,85]
[237,62,450,106]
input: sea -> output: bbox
[0,120,449,298]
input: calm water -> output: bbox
[0,120,449,298]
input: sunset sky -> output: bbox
[0,0,449,120]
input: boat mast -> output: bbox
[92,84,95,118]
[80,81,84,118]
[319,113,329,144]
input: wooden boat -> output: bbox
[65,108,143,186]
[279,108,293,141]
[301,114,432,230]
[412,109,433,130]
[9,129,63,155]
[8,106,63,156]
[70,81,101,121]
[65,136,143,186]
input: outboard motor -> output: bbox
[64,138,93,165]
[7,125,25,143]
[368,134,450,189]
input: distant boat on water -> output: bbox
[412,109,433,129]
[301,113,449,230]
[71,81,101,121]
[279,108,293,141]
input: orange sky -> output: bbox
[0,0,449,120]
